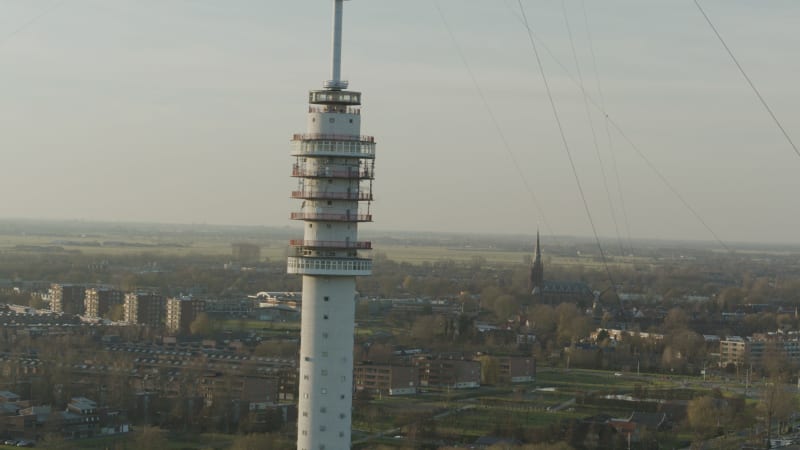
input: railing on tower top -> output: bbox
[291,191,372,201]
[309,106,361,115]
[292,133,374,143]
[289,240,372,249]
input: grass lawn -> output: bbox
[216,319,300,333]
[16,432,238,450]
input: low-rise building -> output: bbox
[416,358,480,389]
[204,298,254,316]
[476,356,536,384]
[354,363,418,395]
[719,332,800,369]
[498,356,536,383]
[199,375,279,409]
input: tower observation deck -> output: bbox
[289,1,374,449]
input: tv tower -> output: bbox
[287,1,375,449]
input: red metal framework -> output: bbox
[290,191,372,201]
[291,164,374,179]
[290,212,372,222]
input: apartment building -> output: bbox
[166,297,206,334]
[719,333,800,368]
[49,284,86,315]
[84,287,124,319]
[123,292,165,327]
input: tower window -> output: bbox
[339,431,345,437]
[322,332,329,338]
[324,296,329,302]
[323,314,329,320]
[349,119,353,123]
[321,407,327,413]
[321,369,328,375]
[327,201,332,205]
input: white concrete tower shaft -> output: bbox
[289,1,374,449]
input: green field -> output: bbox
[0,222,657,270]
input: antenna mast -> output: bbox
[325,0,349,90]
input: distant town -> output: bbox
[0,220,798,449]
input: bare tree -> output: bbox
[760,379,797,445]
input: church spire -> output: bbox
[529,231,543,295]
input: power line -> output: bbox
[560,0,625,257]
[0,0,64,49]
[607,118,731,252]
[505,2,729,252]
[693,0,800,160]
[580,0,634,256]
[433,0,558,245]
[516,0,618,291]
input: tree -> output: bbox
[530,305,556,334]
[190,312,212,336]
[39,433,70,450]
[716,287,745,310]
[492,294,517,320]
[762,345,795,380]
[663,329,705,370]
[410,315,443,342]
[686,395,722,438]
[479,356,499,385]
[107,304,124,321]
[402,275,418,294]
[133,426,168,449]
[760,379,797,442]
[555,303,590,345]
[663,307,689,332]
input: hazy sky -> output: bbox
[2,1,799,245]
